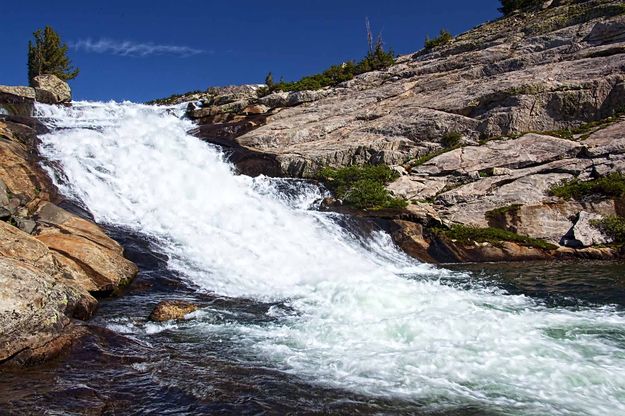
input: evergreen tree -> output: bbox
[265,72,274,88]
[27,26,79,84]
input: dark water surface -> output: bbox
[1,222,623,415]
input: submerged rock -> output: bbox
[149,300,198,322]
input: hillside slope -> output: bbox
[179,0,625,261]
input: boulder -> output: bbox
[149,300,198,322]
[35,202,124,254]
[0,257,95,365]
[0,85,35,116]
[36,230,137,294]
[0,220,57,276]
[258,91,290,108]
[571,211,614,247]
[31,74,71,104]
[13,217,37,234]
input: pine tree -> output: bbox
[27,26,79,84]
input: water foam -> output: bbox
[37,101,625,415]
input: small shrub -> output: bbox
[441,132,462,148]
[591,216,625,243]
[485,204,522,220]
[549,173,625,200]
[319,165,406,210]
[270,45,394,93]
[425,29,453,50]
[436,224,557,250]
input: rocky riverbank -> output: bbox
[165,0,625,262]
[0,76,138,367]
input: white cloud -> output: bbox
[70,38,205,57]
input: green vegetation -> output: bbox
[318,165,407,210]
[146,90,202,105]
[549,173,625,200]
[435,224,557,250]
[440,132,462,148]
[424,29,453,50]
[260,25,395,95]
[591,216,625,244]
[499,0,543,16]
[485,204,522,220]
[27,26,79,84]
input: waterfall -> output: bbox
[36,101,625,416]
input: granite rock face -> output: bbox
[171,0,625,262]
[184,0,625,180]
[0,117,137,367]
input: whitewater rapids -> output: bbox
[36,101,625,416]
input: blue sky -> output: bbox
[2,1,501,102]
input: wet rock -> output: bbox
[31,74,71,104]
[149,300,198,322]
[390,220,437,263]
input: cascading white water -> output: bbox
[37,101,625,415]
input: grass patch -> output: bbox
[549,173,625,200]
[424,29,453,50]
[318,165,407,210]
[591,216,625,244]
[435,224,557,250]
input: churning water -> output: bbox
[34,101,625,415]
